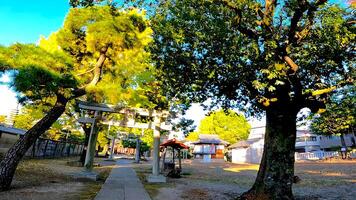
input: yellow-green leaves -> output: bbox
[56,6,153,105]
[198,109,250,144]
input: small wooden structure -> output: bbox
[192,134,229,159]
[160,138,189,178]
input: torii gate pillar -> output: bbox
[84,111,99,171]
[147,117,166,182]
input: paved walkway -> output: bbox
[94,159,151,200]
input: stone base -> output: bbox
[146,174,167,183]
[71,170,99,181]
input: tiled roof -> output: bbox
[192,134,229,145]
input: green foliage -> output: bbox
[97,129,110,147]
[121,139,150,153]
[56,6,154,105]
[173,118,196,136]
[61,131,85,143]
[0,5,162,150]
[0,115,6,123]
[1,5,156,109]
[140,129,154,148]
[14,105,45,130]
[185,131,199,142]
[2,43,76,103]
[69,0,106,8]
[150,0,355,114]
[198,110,250,144]
[14,65,76,101]
[311,87,356,136]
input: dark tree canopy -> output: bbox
[150,0,354,114]
[173,118,196,136]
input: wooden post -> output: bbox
[60,142,64,156]
[135,129,144,163]
[84,111,99,171]
[135,137,141,163]
[178,149,182,170]
[52,141,58,157]
[67,143,71,156]
[172,148,175,166]
[161,147,167,172]
[43,139,49,158]
[32,139,37,158]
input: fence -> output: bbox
[295,151,339,160]
[25,138,84,158]
[116,147,136,155]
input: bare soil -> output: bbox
[134,159,356,200]
[0,157,114,200]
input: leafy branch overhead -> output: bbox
[151,0,355,114]
[1,6,155,108]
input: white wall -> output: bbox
[232,148,247,164]
[231,146,264,164]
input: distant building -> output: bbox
[295,130,356,152]
[5,108,19,126]
[192,134,229,159]
[230,126,356,164]
[0,124,26,154]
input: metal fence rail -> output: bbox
[295,151,339,160]
[25,138,84,158]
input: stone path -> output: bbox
[94,159,151,200]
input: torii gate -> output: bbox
[77,101,171,182]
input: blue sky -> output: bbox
[0,0,347,46]
[0,0,69,46]
[0,1,70,117]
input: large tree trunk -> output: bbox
[240,107,297,200]
[0,95,68,191]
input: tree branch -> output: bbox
[283,55,298,74]
[75,65,96,76]
[304,98,326,113]
[88,46,108,86]
[69,46,108,100]
[288,0,309,44]
[288,0,327,44]
[306,78,354,97]
[213,0,260,39]
[263,0,277,26]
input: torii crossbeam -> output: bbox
[77,100,171,182]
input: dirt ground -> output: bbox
[134,159,356,200]
[0,157,115,200]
